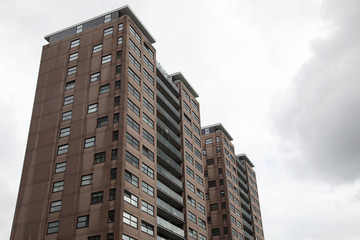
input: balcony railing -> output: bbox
[157,103,180,133]
[156,76,180,106]
[244,230,254,240]
[157,147,182,175]
[157,198,184,221]
[157,90,180,120]
[242,208,252,222]
[242,219,254,233]
[238,176,248,192]
[157,216,184,237]
[240,189,250,202]
[157,133,182,161]
[156,62,179,93]
[157,118,182,147]
[237,166,247,181]
[157,164,183,190]
[157,180,183,204]
[240,196,251,212]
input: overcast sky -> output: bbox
[1,0,360,239]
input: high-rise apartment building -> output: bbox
[11,6,264,240]
[201,124,264,240]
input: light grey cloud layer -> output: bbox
[273,0,360,183]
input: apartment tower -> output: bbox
[201,124,265,240]
[11,6,264,240]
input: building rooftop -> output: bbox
[237,153,254,167]
[171,72,199,98]
[202,123,233,141]
[44,5,156,44]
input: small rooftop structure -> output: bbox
[171,72,199,98]
[236,153,254,168]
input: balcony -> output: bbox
[237,166,247,181]
[240,196,251,212]
[157,133,182,161]
[240,188,250,202]
[242,219,254,233]
[157,216,184,240]
[157,180,184,207]
[157,90,180,120]
[244,230,254,240]
[157,147,182,176]
[238,176,249,192]
[157,118,182,148]
[157,103,180,134]
[241,208,252,223]
[157,163,183,191]
[157,198,184,224]
[156,75,180,106]
[156,62,179,94]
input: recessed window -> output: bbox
[142,146,154,161]
[141,201,154,216]
[143,55,154,72]
[124,190,138,207]
[110,168,117,180]
[141,221,154,236]
[67,66,77,76]
[144,43,154,59]
[129,25,141,43]
[117,50,122,59]
[115,80,121,90]
[118,37,123,45]
[188,211,197,223]
[142,129,154,145]
[127,115,139,132]
[49,200,62,212]
[197,188,204,200]
[114,96,120,106]
[195,161,202,172]
[186,180,195,192]
[59,127,70,138]
[196,175,204,186]
[90,72,100,82]
[47,221,59,234]
[111,149,118,160]
[125,170,139,187]
[142,113,153,129]
[143,70,154,86]
[129,39,140,56]
[97,116,108,128]
[76,25,83,34]
[104,14,111,23]
[94,152,106,164]
[141,181,154,197]
[91,191,103,204]
[128,67,140,85]
[65,80,75,90]
[108,210,115,223]
[77,215,89,228]
[125,151,139,168]
[104,27,113,36]
[142,163,154,179]
[109,188,116,201]
[208,180,216,188]
[53,180,64,192]
[70,39,80,48]
[123,211,137,228]
[84,137,95,148]
[57,144,68,155]
[189,228,197,239]
[122,234,135,240]
[116,65,121,74]
[113,113,119,123]
[99,84,110,94]
[62,111,72,121]
[186,152,194,164]
[128,83,140,100]
[129,53,140,70]
[126,132,139,150]
[92,44,102,53]
[112,130,119,141]
[69,52,78,62]
[143,98,154,114]
[197,202,205,214]
[63,95,74,105]
[55,162,66,173]
[210,203,218,211]
[102,54,112,64]
[187,195,196,208]
[118,23,123,31]
[81,174,93,186]
[88,236,100,240]
[186,166,194,178]
[127,99,140,116]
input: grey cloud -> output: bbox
[272,0,360,183]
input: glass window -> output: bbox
[81,174,93,186]
[88,103,98,113]
[104,14,111,23]
[99,84,110,94]
[126,132,139,150]
[123,211,137,228]
[124,190,138,207]
[111,149,118,160]
[97,116,108,128]
[77,215,89,228]
[65,80,75,90]
[102,54,112,64]
[59,127,70,138]
[49,200,62,212]
[143,69,154,85]
[67,66,77,76]
[47,221,59,234]
[70,39,80,48]
[116,65,121,74]
[117,36,123,45]
[187,195,196,208]
[84,137,95,148]
[94,151,106,164]
[109,188,116,201]
[189,228,197,239]
[141,181,154,196]
[188,211,197,223]
[76,25,83,33]
[63,95,74,106]
[186,180,195,192]
[90,191,103,204]
[127,99,140,116]
[108,210,115,223]
[143,83,154,99]
[128,67,140,85]
[127,115,139,132]
[55,162,66,173]
[93,44,102,53]
[142,129,154,145]
[118,23,123,30]
[142,146,154,161]
[53,181,64,192]
[57,144,68,155]
[90,72,100,82]
[186,166,194,178]
[129,25,141,43]
[61,110,72,121]
[143,98,154,114]
[69,52,78,61]
[128,82,140,100]
[125,150,139,168]
[125,170,138,187]
[104,27,113,36]
[141,201,154,216]
[142,113,154,129]
[129,39,141,56]
[142,163,154,178]
[129,53,140,70]
[114,96,120,106]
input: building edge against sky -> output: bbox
[10,5,264,240]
